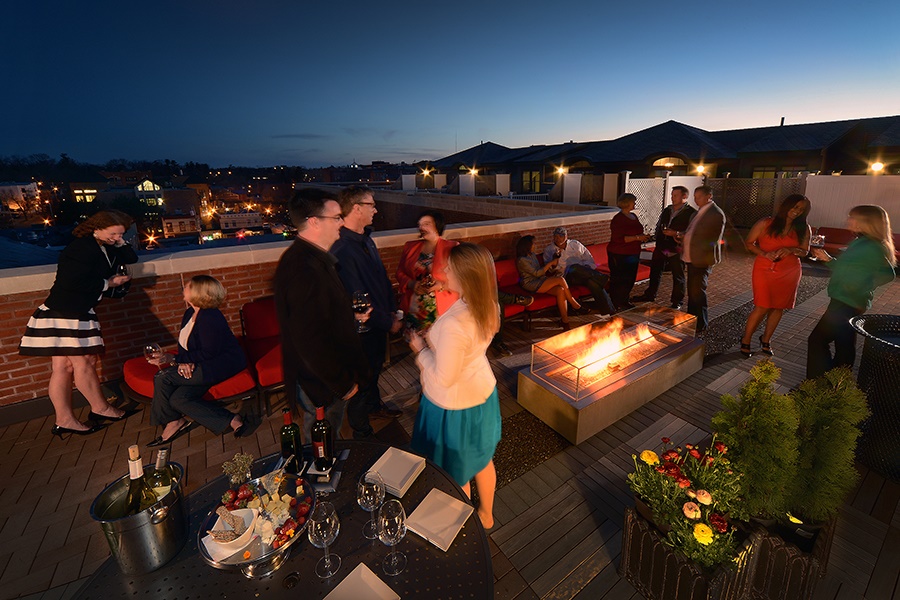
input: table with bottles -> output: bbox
[74,440,493,599]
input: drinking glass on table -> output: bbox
[377,499,407,576]
[358,470,386,539]
[351,291,371,334]
[308,501,341,578]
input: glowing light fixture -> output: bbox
[696,165,706,174]
[664,162,674,168]
[871,162,885,173]
[469,168,478,176]
[556,166,567,175]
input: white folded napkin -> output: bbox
[406,488,474,552]
[370,447,426,497]
[324,563,399,600]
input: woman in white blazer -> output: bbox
[408,243,502,529]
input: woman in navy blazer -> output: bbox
[147,275,248,446]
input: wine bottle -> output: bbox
[146,448,174,500]
[311,406,333,472]
[125,445,158,515]
[280,408,302,474]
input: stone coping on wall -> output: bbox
[0,208,617,296]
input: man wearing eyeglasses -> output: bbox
[274,188,370,442]
[331,186,403,441]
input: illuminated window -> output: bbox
[652,157,685,167]
[752,168,777,179]
[179,222,186,232]
[522,171,540,193]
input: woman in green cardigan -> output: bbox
[807,205,896,379]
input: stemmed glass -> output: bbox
[352,291,372,334]
[143,343,163,366]
[116,264,130,277]
[357,470,385,540]
[307,501,341,578]
[809,233,826,261]
[377,499,407,576]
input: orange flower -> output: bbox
[683,501,701,519]
[695,489,712,505]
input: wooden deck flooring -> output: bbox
[2,253,898,599]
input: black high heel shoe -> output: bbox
[759,335,774,356]
[740,342,753,358]
[51,423,104,440]
[88,407,141,423]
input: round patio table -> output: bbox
[73,441,493,599]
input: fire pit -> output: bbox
[517,306,704,444]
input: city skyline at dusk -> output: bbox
[5,0,900,168]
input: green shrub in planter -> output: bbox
[711,360,799,520]
[786,367,869,524]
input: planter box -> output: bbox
[747,519,834,600]
[619,507,760,600]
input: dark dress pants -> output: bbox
[686,263,712,332]
[151,365,233,434]
[347,328,387,438]
[608,252,640,310]
[644,249,687,304]
[807,299,865,380]
[566,264,615,314]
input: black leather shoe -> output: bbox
[370,405,402,419]
[632,294,654,303]
[51,423,105,439]
[89,407,141,423]
[514,295,535,306]
[147,421,195,447]
[670,303,683,311]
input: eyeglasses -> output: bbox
[309,214,344,222]
[357,202,376,208]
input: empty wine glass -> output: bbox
[357,470,385,540]
[143,342,163,365]
[377,499,407,576]
[351,291,371,334]
[307,501,341,578]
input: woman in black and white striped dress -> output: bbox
[19,210,139,438]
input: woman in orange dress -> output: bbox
[739,194,811,357]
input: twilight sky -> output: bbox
[4,0,899,168]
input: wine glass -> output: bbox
[377,499,407,576]
[116,264,130,277]
[357,470,385,540]
[143,342,163,365]
[809,233,825,261]
[307,501,341,578]
[351,291,371,334]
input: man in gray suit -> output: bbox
[680,185,725,333]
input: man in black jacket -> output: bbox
[331,186,403,440]
[274,188,370,442]
[633,186,696,309]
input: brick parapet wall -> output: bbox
[0,210,615,407]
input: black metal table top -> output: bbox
[74,441,493,599]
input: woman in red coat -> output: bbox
[396,210,459,331]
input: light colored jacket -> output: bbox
[415,299,496,410]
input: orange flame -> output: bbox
[541,318,656,380]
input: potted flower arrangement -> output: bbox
[627,436,747,570]
[711,360,799,523]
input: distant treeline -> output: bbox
[0,154,212,182]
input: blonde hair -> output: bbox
[448,243,500,342]
[186,275,226,309]
[849,205,896,267]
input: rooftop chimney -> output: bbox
[780,117,785,126]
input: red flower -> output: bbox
[685,443,694,450]
[677,477,692,489]
[664,463,682,477]
[661,437,671,444]
[655,466,666,473]
[714,441,727,454]
[703,455,714,466]
[662,450,680,462]
[689,449,702,460]
[709,513,728,533]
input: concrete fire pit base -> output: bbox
[517,338,705,445]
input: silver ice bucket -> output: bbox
[90,462,188,575]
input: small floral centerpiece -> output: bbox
[628,436,747,569]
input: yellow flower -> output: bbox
[693,523,714,546]
[640,450,660,465]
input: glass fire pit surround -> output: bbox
[531,307,697,401]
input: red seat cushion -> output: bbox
[243,335,279,365]
[254,345,284,388]
[502,303,525,318]
[123,357,156,398]
[241,296,279,340]
[205,369,257,401]
[636,264,651,281]
[817,227,857,246]
[570,284,590,298]
[587,243,609,272]
[494,259,520,287]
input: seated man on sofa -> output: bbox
[543,226,615,316]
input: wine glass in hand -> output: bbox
[116,264,130,277]
[351,291,372,334]
[307,501,341,578]
[143,343,163,367]
[357,470,386,540]
[377,499,407,576]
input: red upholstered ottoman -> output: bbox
[120,357,259,412]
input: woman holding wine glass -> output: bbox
[739,194,811,357]
[19,210,139,438]
[396,210,459,332]
[408,243,502,530]
[146,275,248,447]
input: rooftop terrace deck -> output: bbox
[2,246,898,600]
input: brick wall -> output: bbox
[0,212,614,408]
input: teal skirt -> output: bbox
[411,388,502,486]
